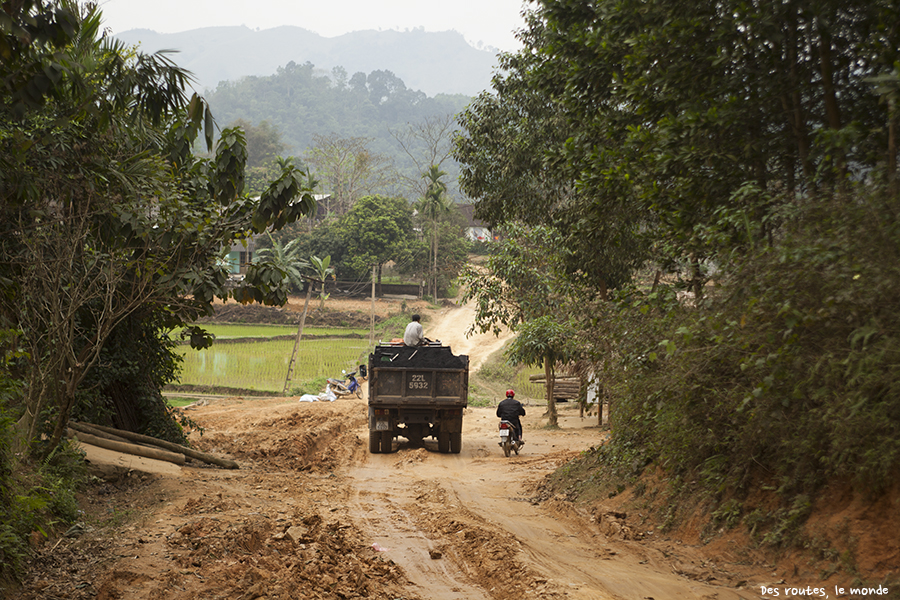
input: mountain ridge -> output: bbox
[114,26,500,97]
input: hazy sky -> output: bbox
[97,0,529,51]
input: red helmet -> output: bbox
[506,389,515,398]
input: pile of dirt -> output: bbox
[13,399,417,600]
[406,480,566,599]
[192,408,363,473]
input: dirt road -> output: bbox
[15,303,763,600]
[425,301,511,372]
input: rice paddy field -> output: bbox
[175,324,369,339]
[173,326,373,393]
[172,323,544,399]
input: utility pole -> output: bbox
[282,275,323,396]
[370,264,376,347]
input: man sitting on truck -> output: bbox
[497,389,525,445]
[403,314,426,346]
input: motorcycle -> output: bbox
[326,369,364,398]
[498,420,523,457]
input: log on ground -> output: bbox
[67,428,186,466]
[73,421,239,469]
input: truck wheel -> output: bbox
[369,431,381,453]
[380,431,393,453]
[450,432,462,454]
[438,431,450,453]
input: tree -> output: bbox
[416,165,452,299]
[254,232,310,293]
[229,118,286,168]
[337,195,414,286]
[526,0,900,282]
[453,15,649,297]
[390,114,460,200]
[461,224,579,424]
[506,316,580,427]
[0,1,317,456]
[309,255,335,309]
[305,134,396,215]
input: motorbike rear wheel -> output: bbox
[501,439,511,457]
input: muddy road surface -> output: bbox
[18,394,759,600]
[15,301,763,599]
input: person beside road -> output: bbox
[497,389,525,444]
[403,314,426,346]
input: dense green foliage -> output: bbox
[1,0,316,452]
[265,193,469,297]
[206,61,472,197]
[73,310,190,444]
[455,0,900,540]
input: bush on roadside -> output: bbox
[1,330,88,585]
[565,184,900,546]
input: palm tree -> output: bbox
[310,255,336,309]
[253,232,309,293]
[416,165,452,300]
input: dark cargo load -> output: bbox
[367,344,469,454]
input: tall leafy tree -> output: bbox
[0,1,316,455]
[337,195,414,286]
[416,165,452,299]
[534,0,900,270]
[454,10,649,297]
[461,224,577,425]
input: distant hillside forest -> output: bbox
[205,61,473,199]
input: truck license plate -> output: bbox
[375,420,389,431]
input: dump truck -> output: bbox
[367,342,469,454]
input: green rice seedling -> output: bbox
[175,338,371,392]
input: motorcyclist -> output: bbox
[496,389,525,445]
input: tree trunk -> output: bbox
[816,18,846,181]
[691,256,703,301]
[545,358,558,427]
[73,422,239,469]
[817,22,843,132]
[783,14,814,187]
[431,222,439,300]
[889,98,897,196]
[377,263,383,297]
[67,428,186,465]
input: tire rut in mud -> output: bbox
[403,479,568,600]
